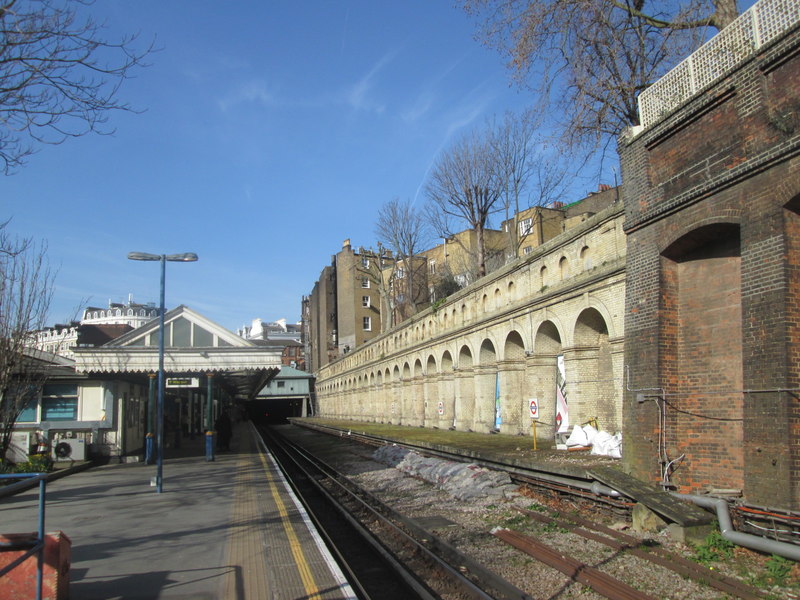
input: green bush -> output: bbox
[11,454,52,474]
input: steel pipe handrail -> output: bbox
[0,472,48,600]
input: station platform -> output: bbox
[0,421,356,600]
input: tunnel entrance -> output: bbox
[247,398,307,424]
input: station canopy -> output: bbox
[73,305,282,400]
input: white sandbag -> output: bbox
[590,431,613,455]
[582,424,599,445]
[565,424,589,447]
[607,433,622,459]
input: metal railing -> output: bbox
[0,473,48,600]
[638,0,800,129]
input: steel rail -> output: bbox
[516,507,766,600]
[262,425,533,600]
[493,528,658,600]
[258,426,437,600]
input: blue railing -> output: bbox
[0,472,48,600]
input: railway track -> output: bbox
[258,424,532,599]
[261,422,777,600]
[294,420,634,514]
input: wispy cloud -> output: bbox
[217,80,275,113]
[401,92,435,123]
[343,51,397,114]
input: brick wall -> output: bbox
[621,24,800,508]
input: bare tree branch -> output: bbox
[0,0,155,174]
[460,0,735,156]
[375,198,432,322]
[0,222,54,465]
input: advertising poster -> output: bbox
[555,354,569,434]
[495,372,502,428]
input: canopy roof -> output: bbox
[73,305,282,399]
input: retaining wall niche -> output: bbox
[620,22,800,509]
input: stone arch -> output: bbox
[474,338,498,433]
[507,280,515,303]
[559,256,569,280]
[580,245,592,270]
[390,365,401,423]
[500,330,527,435]
[571,307,617,431]
[530,320,564,441]
[455,345,474,431]
[503,330,526,361]
[412,358,424,426]
[438,350,455,428]
[401,362,412,425]
[494,287,502,308]
[659,222,743,492]
[539,265,548,288]
[424,354,439,426]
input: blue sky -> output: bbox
[3,1,616,331]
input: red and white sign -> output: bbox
[529,398,539,419]
[437,401,444,415]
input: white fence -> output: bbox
[638,0,800,130]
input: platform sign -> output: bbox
[529,398,539,419]
[166,377,199,388]
[437,401,444,415]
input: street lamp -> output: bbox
[128,252,198,493]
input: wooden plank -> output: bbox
[589,467,713,526]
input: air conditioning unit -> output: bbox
[52,438,86,461]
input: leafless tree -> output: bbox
[488,109,571,257]
[0,0,154,174]
[426,129,503,280]
[375,198,432,322]
[0,223,54,465]
[460,1,738,153]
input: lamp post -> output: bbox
[128,252,198,493]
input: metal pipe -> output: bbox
[670,492,800,561]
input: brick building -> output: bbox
[620,3,800,508]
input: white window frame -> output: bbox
[519,218,533,237]
[361,278,370,289]
[362,316,372,331]
[362,295,371,308]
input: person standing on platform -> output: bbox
[215,410,232,451]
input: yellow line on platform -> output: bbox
[256,443,324,600]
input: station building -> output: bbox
[8,306,281,463]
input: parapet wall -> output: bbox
[316,204,628,440]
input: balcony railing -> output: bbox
[638,0,800,130]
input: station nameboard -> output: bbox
[166,377,199,388]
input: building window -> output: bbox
[363,316,372,331]
[41,383,78,421]
[362,295,371,308]
[395,268,405,279]
[519,218,533,236]
[361,278,370,288]
[524,246,533,255]
[429,260,436,274]
[361,257,370,268]
[277,381,285,388]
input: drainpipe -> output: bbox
[670,492,800,561]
